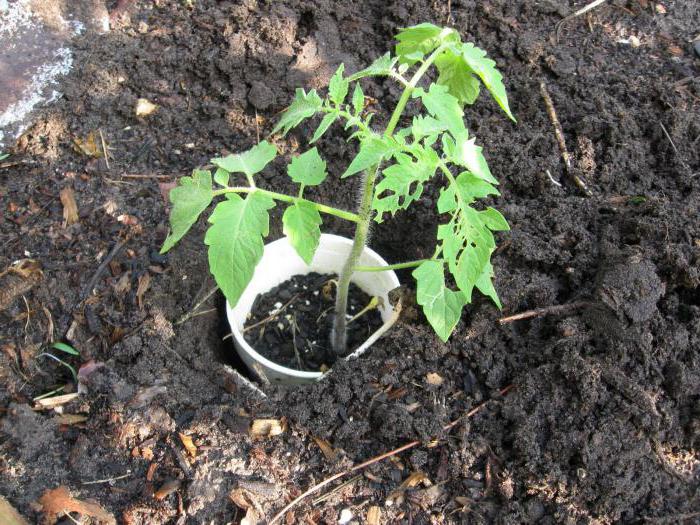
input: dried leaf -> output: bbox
[312,435,337,462]
[78,360,105,383]
[178,432,197,458]
[0,259,43,312]
[158,181,177,204]
[54,414,88,425]
[60,188,79,226]
[72,132,102,158]
[366,506,381,525]
[0,495,29,525]
[117,214,139,226]
[35,393,80,409]
[249,418,287,439]
[136,272,151,310]
[37,486,115,525]
[425,372,444,385]
[153,479,180,500]
[136,98,158,117]
[387,471,430,505]
[113,272,131,295]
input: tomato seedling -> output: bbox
[161,23,514,354]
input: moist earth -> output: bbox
[0,1,698,524]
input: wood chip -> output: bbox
[60,188,79,226]
[366,506,381,525]
[37,486,116,525]
[425,372,444,386]
[154,479,181,500]
[35,393,80,409]
[178,432,197,458]
[54,414,88,425]
[0,496,29,525]
[311,436,337,462]
[249,418,287,439]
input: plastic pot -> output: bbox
[225,234,400,385]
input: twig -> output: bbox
[498,301,590,325]
[312,474,363,505]
[539,80,592,196]
[174,285,219,325]
[81,236,129,300]
[242,293,300,333]
[659,122,692,176]
[121,173,174,179]
[268,384,513,524]
[82,471,132,485]
[255,110,261,144]
[556,0,608,40]
[545,169,562,187]
[99,129,110,170]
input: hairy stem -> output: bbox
[331,45,448,355]
[213,187,359,223]
[354,259,428,272]
[331,166,379,354]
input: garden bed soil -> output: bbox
[1,0,699,523]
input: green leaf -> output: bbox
[213,167,229,187]
[204,192,275,307]
[347,53,398,81]
[435,48,481,106]
[395,23,458,64]
[373,153,427,222]
[412,260,465,342]
[351,83,365,115]
[310,112,338,143]
[342,135,395,178]
[160,169,213,253]
[414,84,466,138]
[443,131,497,184]
[272,88,323,135]
[51,342,79,356]
[479,207,510,231]
[411,115,447,142]
[475,262,502,308]
[211,141,277,179]
[437,171,499,215]
[458,42,515,121]
[0,153,9,161]
[437,171,501,302]
[282,200,322,264]
[287,147,328,186]
[329,64,349,106]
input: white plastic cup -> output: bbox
[226,234,400,384]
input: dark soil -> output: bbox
[243,272,383,371]
[1,0,699,524]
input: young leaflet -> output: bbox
[161,23,514,351]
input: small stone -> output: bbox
[338,508,353,524]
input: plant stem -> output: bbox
[354,259,427,272]
[213,187,359,223]
[331,45,448,355]
[331,166,379,353]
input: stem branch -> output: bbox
[354,259,427,272]
[213,187,359,223]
